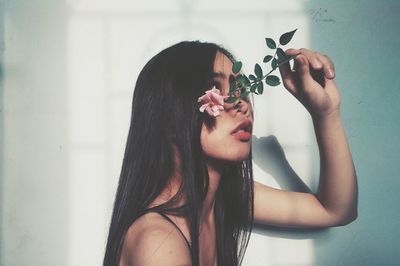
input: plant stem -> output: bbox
[247,53,300,86]
[272,44,280,60]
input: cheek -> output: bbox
[200,124,251,162]
[200,126,225,157]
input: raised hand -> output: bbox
[279,48,341,119]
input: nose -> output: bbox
[234,99,252,118]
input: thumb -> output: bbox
[294,55,315,91]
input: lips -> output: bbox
[231,119,253,141]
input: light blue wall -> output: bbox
[305,0,400,265]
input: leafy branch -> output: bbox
[225,29,298,103]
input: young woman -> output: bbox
[103,41,358,266]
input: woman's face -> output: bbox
[200,51,254,163]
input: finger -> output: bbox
[285,48,301,57]
[284,48,301,64]
[278,54,296,94]
[316,53,335,79]
[297,48,325,71]
[294,54,315,92]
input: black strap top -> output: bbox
[137,209,192,251]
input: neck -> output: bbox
[163,144,225,224]
[201,158,224,224]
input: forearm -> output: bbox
[312,110,358,224]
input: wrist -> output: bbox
[311,108,341,122]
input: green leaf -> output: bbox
[241,90,250,99]
[235,74,250,87]
[265,38,276,49]
[279,29,297,45]
[276,48,287,61]
[271,58,278,69]
[243,75,251,86]
[249,74,256,81]
[254,63,263,78]
[237,75,246,85]
[265,75,281,86]
[250,83,258,93]
[229,80,236,93]
[232,61,242,74]
[257,82,264,94]
[263,55,273,63]
[225,96,238,103]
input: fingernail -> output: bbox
[328,69,335,78]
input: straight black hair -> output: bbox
[103,40,254,266]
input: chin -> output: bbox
[202,141,251,163]
[221,150,251,163]
[231,154,250,162]
[204,150,250,164]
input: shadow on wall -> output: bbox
[253,135,311,194]
[251,135,329,238]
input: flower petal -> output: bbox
[213,93,228,106]
[198,93,211,103]
[213,110,221,117]
[199,103,209,112]
[211,105,220,112]
[205,106,214,116]
[197,86,226,117]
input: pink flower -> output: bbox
[197,86,228,117]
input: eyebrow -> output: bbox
[211,71,226,78]
[211,71,237,81]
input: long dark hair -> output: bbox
[103,41,254,266]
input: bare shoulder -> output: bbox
[119,212,192,266]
